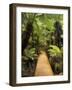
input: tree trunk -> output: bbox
[22,22,33,55]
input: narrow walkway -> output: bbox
[35,51,53,76]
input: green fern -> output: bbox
[48,45,62,57]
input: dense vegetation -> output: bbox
[21,13,63,77]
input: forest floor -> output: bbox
[35,51,54,76]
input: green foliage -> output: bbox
[48,45,62,57]
[21,12,63,76]
[23,47,38,60]
[48,45,63,74]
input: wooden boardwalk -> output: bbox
[35,51,53,76]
